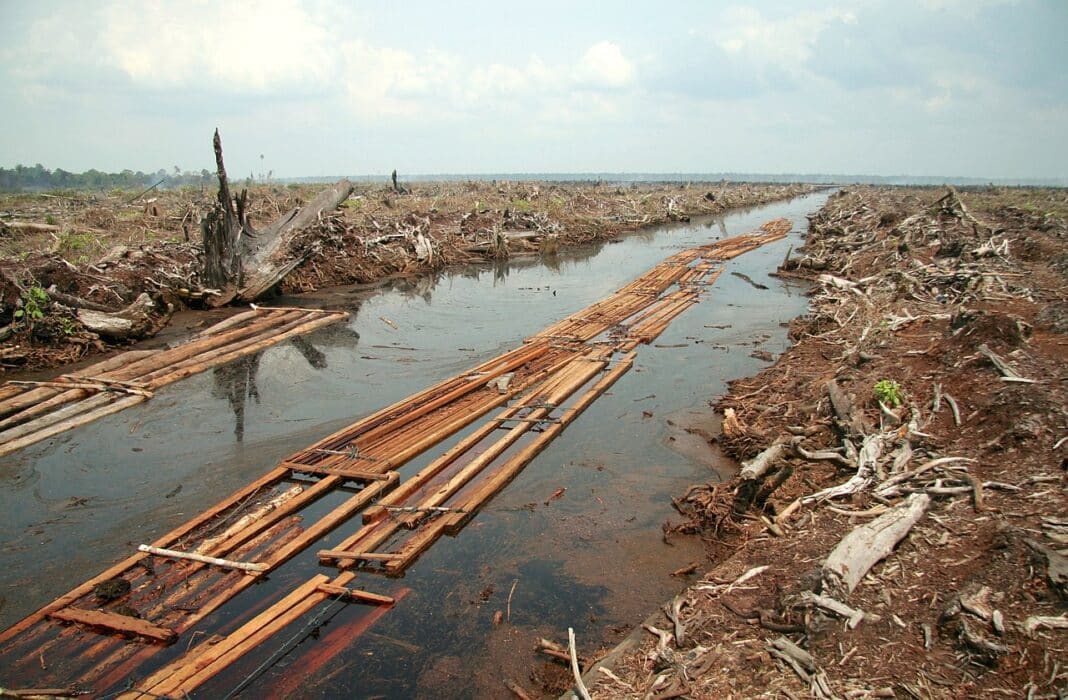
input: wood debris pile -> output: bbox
[587,187,1068,699]
[0,179,813,372]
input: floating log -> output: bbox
[0,308,347,457]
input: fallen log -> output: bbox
[821,493,929,598]
[45,285,113,313]
[75,293,159,341]
[732,440,786,514]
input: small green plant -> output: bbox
[59,316,78,336]
[873,379,904,407]
[511,198,532,213]
[14,285,49,323]
[45,214,57,225]
[54,230,99,263]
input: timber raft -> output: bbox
[0,306,349,458]
[0,219,791,697]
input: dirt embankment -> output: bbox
[0,180,813,372]
[593,187,1068,699]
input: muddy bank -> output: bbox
[589,187,1068,699]
[0,181,814,372]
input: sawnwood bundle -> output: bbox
[0,219,790,697]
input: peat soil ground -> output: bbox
[589,187,1068,699]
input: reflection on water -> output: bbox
[290,336,327,370]
[211,352,262,442]
[210,331,354,441]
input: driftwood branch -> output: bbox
[45,285,113,312]
[821,493,929,598]
[137,544,268,573]
[568,628,592,700]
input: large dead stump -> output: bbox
[201,129,252,305]
[200,129,353,307]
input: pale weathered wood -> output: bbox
[822,493,930,597]
[137,545,268,573]
[77,293,158,341]
[236,180,354,302]
[739,442,786,481]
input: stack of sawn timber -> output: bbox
[0,219,791,698]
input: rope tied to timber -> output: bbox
[218,593,349,700]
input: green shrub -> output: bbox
[14,285,49,323]
[873,379,903,407]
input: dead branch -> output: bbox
[821,493,930,598]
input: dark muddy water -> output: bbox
[0,191,830,697]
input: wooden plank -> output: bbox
[438,353,636,539]
[130,574,331,696]
[316,584,395,605]
[0,466,290,646]
[317,550,402,562]
[48,608,176,645]
[259,474,398,568]
[265,588,409,698]
[281,462,394,480]
[189,308,266,338]
[200,476,339,558]
[138,312,345,389]
[104,310,297,381]
[395,356,607,529]
[359,386,563,524]
[0,350,158,418]
[0,394,146,459]
[289,340,551,464]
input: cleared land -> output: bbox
[587,187,1068,700]
[0,181,812,371]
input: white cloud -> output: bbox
[92,0,340,93]
[341,41,463,119]
[575,41,635,88]
[340,39,636,122]
[712,6,856,75]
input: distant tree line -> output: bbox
[0,164,217,192]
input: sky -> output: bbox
[0,0,1065,180]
